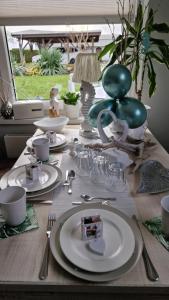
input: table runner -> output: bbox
[50,152,137,219]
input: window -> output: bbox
[5,24,122,101]
[0,0,136,103]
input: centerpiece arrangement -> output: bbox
[87,1,169,164]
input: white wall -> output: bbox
[143,0,169,152]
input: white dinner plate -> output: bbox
[0,166,62,199]
[50,203,143,282]
[49,141,68,152]
[7,164,58,192]
[26,134,66,149]
[60,209,135,273]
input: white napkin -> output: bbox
[102,148,133,169]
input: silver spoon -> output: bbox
[68,170,76,194]
[80,194,116,202]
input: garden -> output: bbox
[11,48,78,100]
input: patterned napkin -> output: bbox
[144,217,169,250]
[0,204,39,239]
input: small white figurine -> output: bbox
[49,87,60,117]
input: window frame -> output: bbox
[0,26,15,104]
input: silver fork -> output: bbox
[39,213,56,280]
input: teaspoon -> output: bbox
[68,170,76,194]
[80,194,116,202]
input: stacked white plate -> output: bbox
[26,134,68,152]
[0,164,62,199]
[50,203,143,282]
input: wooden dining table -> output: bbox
[0,125,169,300]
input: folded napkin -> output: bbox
[0,204,39,239]
[102,148,133,169]
[144,217,169,250]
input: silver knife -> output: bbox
[133,215,159,281]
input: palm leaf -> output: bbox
[98,41,117,60]
[123,18,137,36]
[132,57,140,81]
[147,57,156,97]
[150,37,169,47]
[134,2,143,32]
[148,51,164,63]
[107,37,134,66]
[145,8,154,32]
[152,23,169,33]
[158,45,169,68]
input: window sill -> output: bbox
[0,118,40,125]
[0,117,82,125]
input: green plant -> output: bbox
[10,49,39,63]
[99,1,169,100]
[61,92,80,105]
[37,48,66,76]
[25,64,41,76]
[10,54,26,76]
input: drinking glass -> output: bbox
[74,149,91,177]
[105,162,126,192]
[90,155,108,185]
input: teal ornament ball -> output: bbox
[115,97,147,129]
[88,99,116,128]
[102,64,132,99]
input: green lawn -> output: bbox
[14,75,79,100]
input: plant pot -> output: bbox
[64,101,81,119]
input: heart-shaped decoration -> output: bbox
[137,160,169,194]
[88,238,106,255]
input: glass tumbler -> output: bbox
[75,149,91,177]
[90,155,107,185]
[105,162,126,192]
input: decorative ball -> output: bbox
[115,97,147,129]
[88,99,116,128]
[102,64,132,99]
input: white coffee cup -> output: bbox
[32,138,49,162]
[161,195,169,236]
[0,186,26,226]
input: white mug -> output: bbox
[32,138,49,162]
[161,195,169,236]
[0,186,26,226]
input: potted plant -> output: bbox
[61,92,80,119]
[99,1,169,101]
